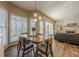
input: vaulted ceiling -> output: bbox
[10,1,79,20]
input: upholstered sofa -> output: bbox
[54,33,79,45]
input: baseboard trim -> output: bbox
[4,41,18,51]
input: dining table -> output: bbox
[29,35,43,56]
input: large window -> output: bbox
[0,8,8,46]
[49,23,53,35]
[39,20,44,35]
[45,22,49,39]
[45,21,53,39]
[11,15,28,42]
[29,18,36,35]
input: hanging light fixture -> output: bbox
[34,1,37,18]
[38,15,42,20]
[34,18,37,22]
[33,1,42,22]
[38,1,42,20]
[34,12,37,17]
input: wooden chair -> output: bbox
[17,36,34,57]
[37,38,53,57]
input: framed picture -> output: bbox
[67,23,77,27]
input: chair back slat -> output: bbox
[17,36,34,57]
[45,38,53,46]
[18,36,28,49]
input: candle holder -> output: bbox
[32,27,36,32]
[32,27,36,41]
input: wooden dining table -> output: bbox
[29,35,43,56]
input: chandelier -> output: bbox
[33,1,42,22]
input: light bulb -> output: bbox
[38,16,42,20]
[35,18,37,22]
[34,12,37,17]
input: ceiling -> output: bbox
[10,1,79,20]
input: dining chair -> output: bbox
[17,36,34,57]
[37,38,53,57]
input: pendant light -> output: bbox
[34,1,37,22]
[38,15,42,20]
[33,1,42,22]
[38,1,42,20]
[34,12,37,17]
[34,18,37,22]
[34,1,37,18]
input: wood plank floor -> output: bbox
[4,40,79,57]
[4,44,34,57]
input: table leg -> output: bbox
[36,44,38,57]
[33,44,38,57]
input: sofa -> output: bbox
[54,33,79,45]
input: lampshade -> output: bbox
[34,18,37,22]
[34,12,37,17]
[38,15,42,20]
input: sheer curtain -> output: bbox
[0,7,8,46]
[11,15,28,43]
[49,23,53,35]
[45,21,49,39]
[45,22,54,39]
[39,20,44,35]
[29,18,36,35]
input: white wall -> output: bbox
[64,19,78,33]
[54,20,64,33]
[55,19,79,33]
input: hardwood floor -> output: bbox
[4,44,34,57]
[4,40,79,57]
[53,40,79,57]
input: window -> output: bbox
[45,21,49,39]
[0,8,8,46]
[39,20,44,35]
[29,18,36,35]
[11,15,28,42]
[45,22,53,39]
[49,23,53,35]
